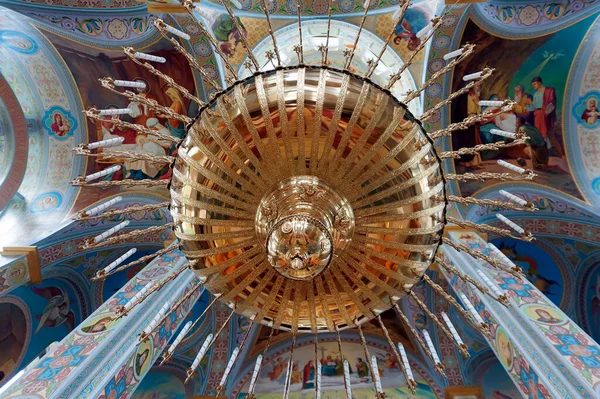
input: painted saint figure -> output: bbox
[50,113,71,136]
[212,14,247,58]
[530,76,564,158]
[581,98,599,125]
[534,308,561,324]
[302,360,315,389]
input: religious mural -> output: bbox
[0,302,27,384]
[393,0,439,51]
[491,238,564,307]
[236,341,436,398]
[450,16,598,200]
[132,370,186,399]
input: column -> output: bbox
[440,230,600,399]
[0,249,203,399]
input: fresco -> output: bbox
[450,16,598,199]
[393,0,440,52]
[39,30,196,190]
[491,238,564,307]
[236,341,436,398]
[132,370,186,399]
[0,302,28,384]
[582,261,600,342]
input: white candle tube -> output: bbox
[497,159,525,174]
[92,220,129,243]
[443,48,464,61]
[397,343,414,381]
[283,359,293,399]
[102,248,136,274]
[143,301,170,336]
[316,362,322,398]
[416,21,434,39]
[499,190,527,206]
[247,354,263,394]
[477,270,505,298]
[133,51,166,63]
[478,100,504,107]
[231,0,243,8]
[370,355,384,393]
[392,5,404,20]
[364,0,371,9]
[84,196,123,216]
[113,80,147,89]
[98,108,131,116]
[84,165,121,182]
[162,23,191,40]
[459,293,485,325]
[124,284,151,311]
[191,333,214,371]
[490,129,517,139]
[463,71,483,81]
[87,137,125,149]
[168,321,193,355]
[343,360,353,399]
[219,346,240,386]
[496,213,525,234]
[422,329,441,364]
[486,243,516,268]
[440,312,464,347]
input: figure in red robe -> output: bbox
[531,76,563,158]
[302,360,315,389]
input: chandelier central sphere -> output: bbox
[170,66,445,332]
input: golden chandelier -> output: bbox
[72,0,536,396]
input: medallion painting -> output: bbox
[450,16,598,199]
[236,341,436,398]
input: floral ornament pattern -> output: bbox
[107,18,128,40]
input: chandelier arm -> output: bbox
[172,214,255,229]
[386,17,445,90]
[185,306,236,384]
[429,101,514,140]
[355,236,439,254]
[438,195,536,213]
[216,317,256,396]
[282,331,297,399]
[291,280,306,333]
[91,246,176,281]
[341,251,410,297]
[295,4,304,64]
[229,87,280,182]
[255,75,291,176]
[355,224,444,236]
[307,278,318,333]
[75,148,173,165]
[330,262,376,320]
[341,107,407,185]
[408,290,470,357]
[325,82,371,174]
[314,275,336,331]
[218,0,260,71]
[376,314,417,394]
[347,123,421,191]
[247,327,276,399]
[186,126,267,195]
[316,74,352,174]
[352,164,440,208]
[273,281,295,330]
[258,0,282,66]
[343,4,370,70]
[160,293,223,366]
[217,262,269,302]
[331,261,387,311]
[392,302,446,376]
[98,78,191,124]
[275,70,295,167]
[354,182,444,217]
[81,223,175,250]
[83,109,180,143]
[74,202,169,221]
[181,0,238,80]
[174,229,255,242]
[295,68,307,174]
[439,137,529,159]
[441,237,523,278]
[355,320,386,396]
[323,271,355,327]
[331,92,391,181]
[254,276,285,325]
[444,170,536,182]
[403,44,476,104]
[140,278,204,341]
[444,216,535,242]
[243,268,277,307]
[206,256,266,293]
[182,238,258,258]
[176,149,258,203]
[345,246,422,281]
[117,262,191,319]
[172,155,260,210]
[122,46,209,104]
[420,68,494,122]
[357,203,445,224]
[323,4,333,65]
[365,0,412,79]
[309,70,328,174]
[421,274,490,335]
